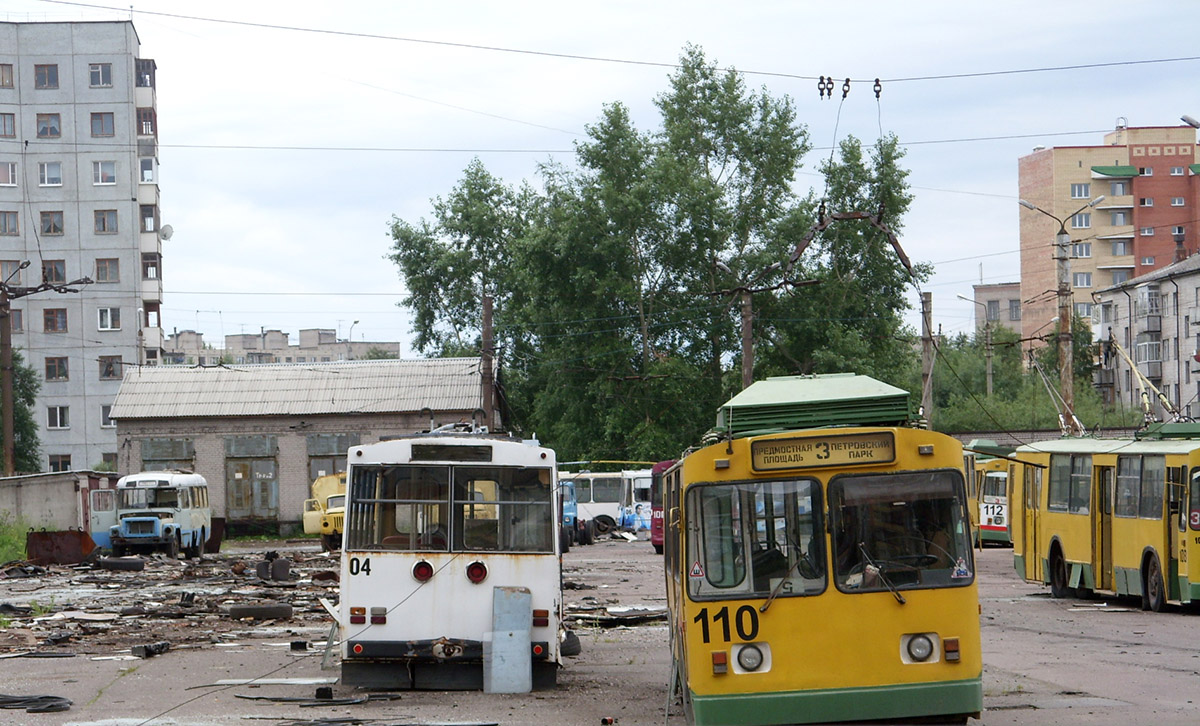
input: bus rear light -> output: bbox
[711,651,728,674]
[349,606,366,625]
[532,609,550,627]
[412,560,435,582]
[466,561,488,583]
[352,643,364,654]
[370,606,387,624]
[532,642,545,657]
[943,637,961,662]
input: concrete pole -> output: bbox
[1,288,13,475]
[1055,229,1074,414]
[984,321,994,397]
[481,294,494,430]
[921,291,933,423]
[739,290,753,390]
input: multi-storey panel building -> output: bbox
[1018,121,1200,345]
[0,21,164,472]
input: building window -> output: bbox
[0,64,12,88]
[102,452,117,468]
[1073,272,1092,287]
[10,309,22,333]
[1140,167,1154,176]
[1070,183,1090,199]
[1,260,22,284]
[0,113,13,137]
[47,405,69,429]
[985,299,1000,321]
[90,112,115,137]
[1172,197,1185,207]
[95,258,119,282]
[140,158,154,183]
[0,211,17,236]
[36,113,60,138]
[34,64,58,89]
[136,59,155,88]
[1071,213,1091,229]
[41,211,64,236]
[1141,227,1155,236]
[43,308,67,333]
[45,356,68,381]
[1072,242,1092,258]
[89,63,112,88]
[1110,181,1128,195]
[140,205,157,233]
[1074,302,1093,319]
[42,260,65,283]
[1112,270,1131,285]
[1174,226,1186,237]
[1008,299,1021,321]
[101,405,114,428]
[38,162,62,187]
[48,454,71,472]
[0,162,14,186]
[1143,257,1156,266]
[99,355,123,380]
[1140,198,1154,207]
[93,161,116,185]
[137,107,156,136]
[94,210,118,234]
[142,253,160,279]
[1111,211,1128,225]
[1112,240,1131,256]
[98,307,121,331]
[1171,166,1185,176]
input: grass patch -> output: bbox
[0,510,29,564]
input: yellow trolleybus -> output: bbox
[665,375,982,725]
[1010,424,1200,611]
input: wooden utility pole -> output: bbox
[738,290,753,390]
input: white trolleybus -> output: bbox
[339,425,564,691]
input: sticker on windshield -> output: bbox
[690,561,705,578]
[952,558,971,579]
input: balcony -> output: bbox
[141,277,163,303]
[141,326,163,350]
[1095,368,1115,387]
[1141,315,1161,334]
[1138,360,1163,380]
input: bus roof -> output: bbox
[1014,437,1200,456]
[116,471,207,488]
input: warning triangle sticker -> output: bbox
[689,561,705,578]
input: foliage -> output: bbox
[389,45,924,461]
[0,510,27,564]
[0,349,41,473]
[362,346,398,360]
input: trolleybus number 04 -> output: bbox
[349,557,372,576]
[692,606,759,643]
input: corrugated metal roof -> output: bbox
[110,358,484,420]
[714,374,913,437]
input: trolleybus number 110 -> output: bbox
[692,606,760,643]
[349,557,372,576]
[751,431,895,471]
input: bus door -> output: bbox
[88,488,118,548]
[1022,465,1042,581]
[1094,466,1114,591]
[1168,466,1186,599]
[1188,470,1200,598]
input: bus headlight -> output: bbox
[735,644,764,671]
[906,634,934,662]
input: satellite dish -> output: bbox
[160,224,174,240]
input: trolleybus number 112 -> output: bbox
[692,606,759,643]
[349,557,372,576]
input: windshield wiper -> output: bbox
[859,542,906,605]
[759,556,800,614]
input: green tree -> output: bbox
[1,349,42,473]
[363,346,398,360]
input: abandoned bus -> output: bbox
[650,459,676,555]
[106,471,212,558]
[559,466,653,535]
[339,426,563,690]
[975,456,1011,545]
[1010,426,1200,610]
[666,375,981,725]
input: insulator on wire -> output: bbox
[842,78,851,99]
[873,78,882,99]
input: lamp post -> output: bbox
[957,294,993,396]
[1018,195,1105,419]
[347,320,358,361]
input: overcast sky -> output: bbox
[7,0,1199,355]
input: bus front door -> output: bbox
[1094,466,1114,592]
[1023,465,1041,582]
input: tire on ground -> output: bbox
[560,630,582,657]
[228,602,294,620]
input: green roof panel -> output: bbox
[1090,165,1139,178]
[715,374,913,437]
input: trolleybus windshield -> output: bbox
[830,470,972,592]
[346,464,554,553]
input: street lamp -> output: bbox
[347,320,359,361]
[957,294,993,396]
[1017,195,1105,419]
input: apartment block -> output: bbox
[0,21,164,472]
[1093,255,1200,418]
[970,281,1021,334]
[1018,121,1200,346]
[163,328,401,365]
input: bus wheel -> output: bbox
[165,535,180,559]
[593,516,615,535]
[1049,549,1072,599]
[654,543,664,555]
[561,630,582,657]
[1143,555,1166,612]
[560,526,572,553]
